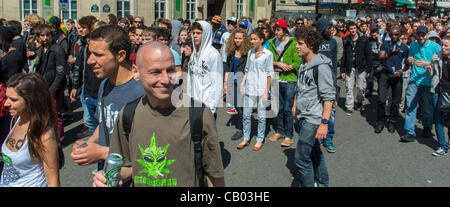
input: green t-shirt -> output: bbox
[109,97,224,187]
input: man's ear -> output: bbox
[131,64,140,81]
[117,49,127,63]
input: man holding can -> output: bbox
[93,41,225,187]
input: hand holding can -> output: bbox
[103,153,123,187]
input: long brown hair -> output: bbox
[226,29,252,56]
[6,73,57,163]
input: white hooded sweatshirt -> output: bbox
[187,21,223,114]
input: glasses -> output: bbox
[390,33,400,36]
[297,22,304,25]
[377,20,383,23]
[134,21,142,23]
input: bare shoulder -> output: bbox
[40,128,57,144]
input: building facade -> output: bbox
[0,0,360,24]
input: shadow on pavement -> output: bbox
[220,142,231,169]
[283,148,301,187]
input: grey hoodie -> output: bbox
[429,50,443,93]
[187,21,223,114]
[296,53,336,125]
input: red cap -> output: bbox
[275,19,288,30]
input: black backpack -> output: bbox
[121,97,207,187]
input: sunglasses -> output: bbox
[134,21,142,23]
[390,33,400,36]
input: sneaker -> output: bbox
[432,147,448,157]
[281,138,294,147]
[374,122,384,134]
[387,122,396,133]
[269,134,285,142]
[231,131,243,140]
[344,109,353,116]
[227,108,238,115]
[400,133,416,142]
[324,142,336,153]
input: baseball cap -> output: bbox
[227,17,237,23]
[428,31,441,40]
[46,16,59,25]
[240,19,249,28]
[275,19,288,30]
[416,25,429,34]
[212,15,222,24]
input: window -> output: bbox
[62,0,77,20]
[186,0,196,20]
[21,0,37,21]
[117,0,130,18]
[155,0,166,19]
[237,0,244,19]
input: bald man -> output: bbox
[94,42,225,187]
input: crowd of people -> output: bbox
[0,11,450,187]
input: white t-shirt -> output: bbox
[221,32,231,62]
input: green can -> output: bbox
[104,153,123,187]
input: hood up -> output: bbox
[192,20,213,59]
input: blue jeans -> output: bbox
[435,94,450,152]
[403,82,435,136]
[81,86,99,135]
[324,108,336,144]
[243,95,267,143]
[276,82,297,139]
[295,119,329,187]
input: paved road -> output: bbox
[60,80,450,187]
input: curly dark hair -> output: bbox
[294,26,323,54]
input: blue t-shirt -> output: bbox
[170,48,182,66]
[409,40,442,86]
[233,56,240,83]
[96,78,146,149]
[380,40,409,73]
[263,41,270,49]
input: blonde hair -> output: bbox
[25,14,44,27]
[226,29,252,56]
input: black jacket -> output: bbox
[225,52,247,74]
[342,34,373,74]
[72,37,103,98]
[35,44,67,94]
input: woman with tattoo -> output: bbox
[1,73,60,187]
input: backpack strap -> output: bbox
[190,98,205,187]
[122,97,142,142]
[277,39,293,62]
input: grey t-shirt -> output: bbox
[97,78,146,148]
[275,38,289,62]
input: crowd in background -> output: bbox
[1,11,450,187]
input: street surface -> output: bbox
[60,80,450,187]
